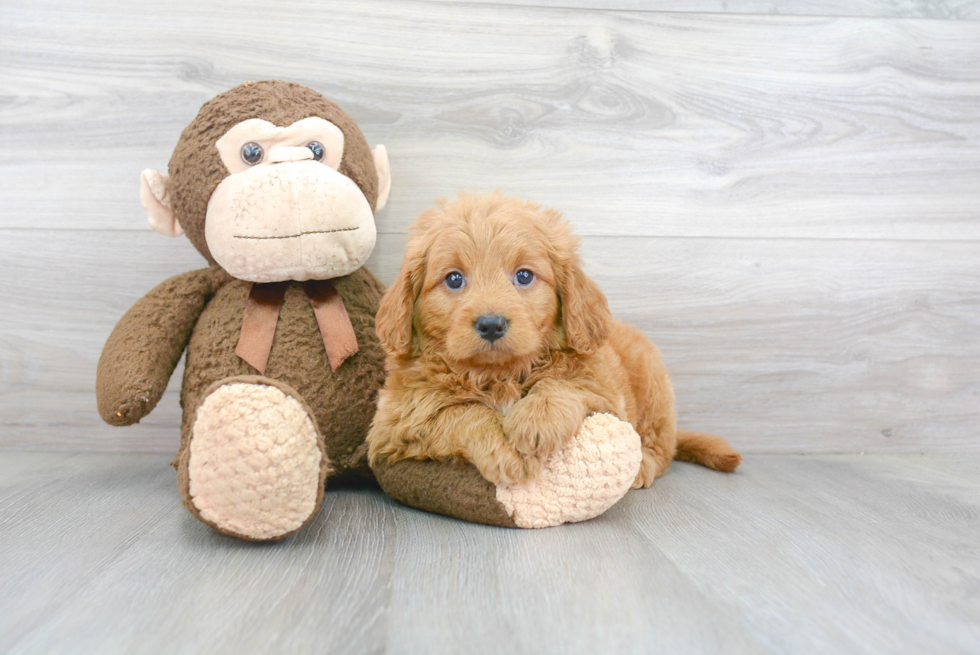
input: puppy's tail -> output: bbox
[675,430,742,472]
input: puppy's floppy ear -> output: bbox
[559,261,613,354]
[376,238,426,358]
[546,212,613,354]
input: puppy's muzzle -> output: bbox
[475,314,509,343]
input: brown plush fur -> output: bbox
[99,264,388,513]
[176,268,388,481]
[368,193,741,487]
[97,266,232,426]
[173,374,333,541]
[370,457,518,527]
[168,80,380,264]
[97,83,390,538]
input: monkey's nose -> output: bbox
[267,146,315,164]
[474,314,509,343]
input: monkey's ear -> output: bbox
[140,169,184,237]
[372,145,391,211]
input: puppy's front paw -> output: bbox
[471,443,542,486]
[503,393,587,459]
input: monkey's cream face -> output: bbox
[205,117,377,283]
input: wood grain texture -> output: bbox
[1,0,979,455]
[2,229,978,453]
[1,452,978,654]
[430,0,980,20]
[616,454,980,655]
[0,453,397,655]
[2,1,980,240]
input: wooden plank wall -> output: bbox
[1,0,978,454]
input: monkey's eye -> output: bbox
[514,269,534,286]
[241,142,263,165]
[445,271,465,290]
[307,142,325,161]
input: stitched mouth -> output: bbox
[233,227,359,240]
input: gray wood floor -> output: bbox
[1,452,977,655]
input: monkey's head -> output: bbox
[140,81,391,283]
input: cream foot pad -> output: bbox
[495,413,642,529]
[188,381,325,540]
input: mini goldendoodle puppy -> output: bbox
[368,193,741,488]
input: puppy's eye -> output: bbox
[445,271,466,290]
[241,142,263,165]
[514,269,534,286]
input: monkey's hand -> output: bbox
[97,267,229,426]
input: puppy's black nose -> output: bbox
[474,314,509,343]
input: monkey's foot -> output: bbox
[184,377,328,540]
[495,413,642,528]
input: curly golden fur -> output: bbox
[368,193,741,487]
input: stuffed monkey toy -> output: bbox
[97,81,640,540]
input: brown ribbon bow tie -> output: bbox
[235,279,359,374]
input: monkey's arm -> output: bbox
[97,266,230,426]
[371,456,520,527]
[369,399,642,529]
[367,388,522,526]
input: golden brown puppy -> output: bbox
[368,193,741,488]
